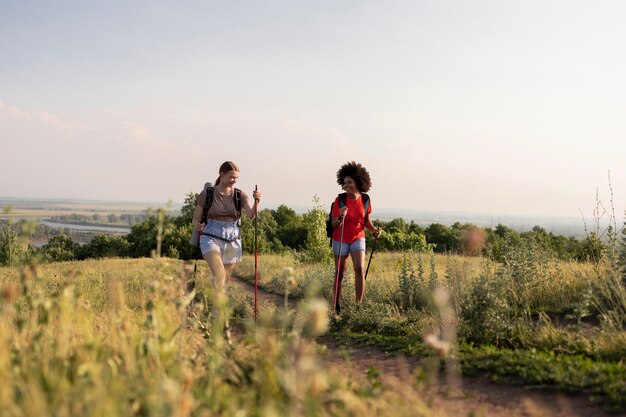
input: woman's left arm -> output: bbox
[365,217,381,238]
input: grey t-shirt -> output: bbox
[196,187,250,222]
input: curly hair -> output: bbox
[336,161,372,193]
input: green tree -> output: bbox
[0,225,30,266]
[424,223,458,253]
[163,224,197,260]
[240,209,281,254]
[176,192,199,228]
[43,234,76,262]
[272,205,307,250]
[77,234,130,259]
[125,213,175,258]
[386,218,408,233]
[483,224,521,261]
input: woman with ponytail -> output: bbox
[192,161,261,338]
[192,161,260,288]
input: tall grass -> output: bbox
[0,258,433,417]
[234,246,626,408]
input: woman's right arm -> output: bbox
[330,197,347,228]
[192,190,206,231]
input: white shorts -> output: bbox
[332,237,366,256]
[199,219,242,264]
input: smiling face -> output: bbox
[220,169,239,187]
[342,176,359,193]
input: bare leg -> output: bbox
[351,250,366,303]
[333,255,349,311]
[202,251,233,344]
[204,251,226,290]
[224,263,236,286]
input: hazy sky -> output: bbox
[1,0,625,219]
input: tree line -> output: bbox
[0,193,622,266]
[48,213,149,226]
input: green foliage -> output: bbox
[163,223,196,260]
[125,209,179,258]
[372,226,432,253]
[271,205,307,250]
[590,261,626,332]
[76,234,130,259]
[395,257,430,312]
[579,232,607,263]
[461,345,626,410]
[329,300,424,338]
[0,223,31,266]
[27,190,610,263]
[125,215,162,257]
[42,234,77,262]
[484,223,602,263]
[240,209,285,254]
[482,224,520,261]
[458,268,513,346]
[297,197,332,264]
[424,223,459,253]
[233,244,626,410]
[175,191,198,228]
[0,259,431,417]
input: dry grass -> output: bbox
[0,257,434,417]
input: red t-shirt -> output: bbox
[331,194,372,243]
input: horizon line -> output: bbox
[0,194,604,222]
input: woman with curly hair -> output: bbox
[330,161,381,315]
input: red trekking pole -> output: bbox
[332,211,346,313]
[254,185,259,322]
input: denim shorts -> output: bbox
[199,219,242,264]
[332,237,366,256]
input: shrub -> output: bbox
[297,196,332,264]
[0,223,31,266]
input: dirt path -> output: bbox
[230,276,625,417]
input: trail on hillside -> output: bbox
[228,275,625,417]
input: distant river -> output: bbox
[40,220,131,234]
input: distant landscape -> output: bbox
[0,196,600,239]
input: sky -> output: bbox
[1,0,625,221]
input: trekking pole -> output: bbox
[364,233,379,282]
[332,211,346,312]
[254,185,259,322]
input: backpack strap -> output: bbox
[234,188,242,226]
[362,193,370,224]
[339,192,370,224]
[202,186,214,224]
[202,186,243,225]
[338,192,347,209]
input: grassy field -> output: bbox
[235,251,626,410]
[0,257,433,417]
[1,249,625,414]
